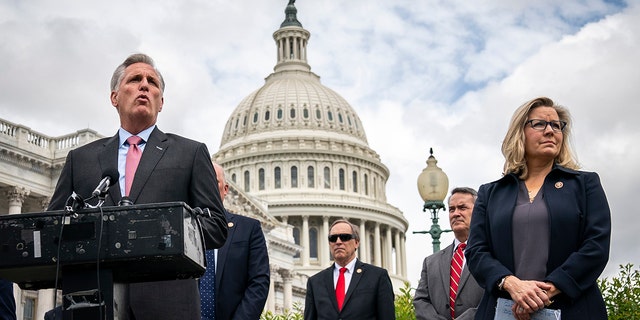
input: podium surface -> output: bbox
[0,201,206,290]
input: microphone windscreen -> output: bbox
[102,167,120,182]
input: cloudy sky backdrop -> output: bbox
[1,0,638,287]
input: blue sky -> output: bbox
[1,0,638,288]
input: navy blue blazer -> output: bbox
[47,127,227,320]
[304,259,395,320]
[214,211,270,320]
[467,166,611,319]
[0,279,16,320]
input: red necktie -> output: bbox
[450,243,466,319]
[125,136,142,196]
[336,267,347,311]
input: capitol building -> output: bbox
[0,1,408,318]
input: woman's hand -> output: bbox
[503,275,553,319]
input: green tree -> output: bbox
[395,281,416,320]
[261,303,304,320]
[598,263,640,320]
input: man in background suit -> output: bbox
[0,280,16,320]
[199,163,270,320]
[47,53,227,320]
[304,219,395,320]
[413,187,483,320]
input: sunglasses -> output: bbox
[328,233,355,242]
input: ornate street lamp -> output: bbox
[413,148,451,253]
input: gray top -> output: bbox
[512,180,549,280]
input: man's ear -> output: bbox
[110,91,118,107]
[158,97,164,112]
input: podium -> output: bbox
[0,202,206,319]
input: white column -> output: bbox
[359,220,367,263]
[6,186,30,214]
[302,215,310,266]
[401,233,407,277]
[321,216,330,266]
[374,223,381,266]
[36,289,55,320]
[285,37,290,59]
[266,264,278,312]
[385,227,393,271]
[394,230,401,276]
[281,270,293,311]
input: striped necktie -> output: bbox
[449,243,466,319]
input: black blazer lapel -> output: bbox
[129,127,168,202]
[342,260,364,310]
[322,264,340,312]
[215,211,234,292]
[99,133,121,205]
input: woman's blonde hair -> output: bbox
[501,97,579,178]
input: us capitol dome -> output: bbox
[213,0,409,306]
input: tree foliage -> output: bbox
[395,281,416,320]
[598,263,640,320]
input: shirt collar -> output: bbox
[119,125,155,146]
[335,257,358,273]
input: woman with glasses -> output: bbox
[466,97,611,320]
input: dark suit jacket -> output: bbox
[413,242,483,320]
[48,127,227,320]
[0,279,16,320]
[304,259,395,320]
[467,166,611,319]
[214,211,270,320]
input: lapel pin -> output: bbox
[356,268,362,274]
[228,222,234,228]
[554,181,563,189]
[155,146,163,151]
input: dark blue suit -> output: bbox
[304,259,395,320]
[213,211,270,320]
[467,166,611,319]
[0,280,16,320]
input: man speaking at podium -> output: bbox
[47,53,227,320]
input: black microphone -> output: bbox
[118,197,134,206]
[92,168,119,197]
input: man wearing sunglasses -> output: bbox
[304,219,395,320]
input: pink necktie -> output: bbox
[450,243,466,319]
[125,136,142,196]
[336,267,347,311]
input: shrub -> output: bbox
[395,281,416,320]
[598,263,640,320]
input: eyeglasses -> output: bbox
[525,119,567,132]
[328,234,355,242]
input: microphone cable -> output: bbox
[95,205,105,320]
[50,194,74,319]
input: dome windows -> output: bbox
[274,167,282,189]
[323,166,331,189]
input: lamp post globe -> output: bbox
[415,148,450,253]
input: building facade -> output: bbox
[0,1,409,318]
[213,0,409,298]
